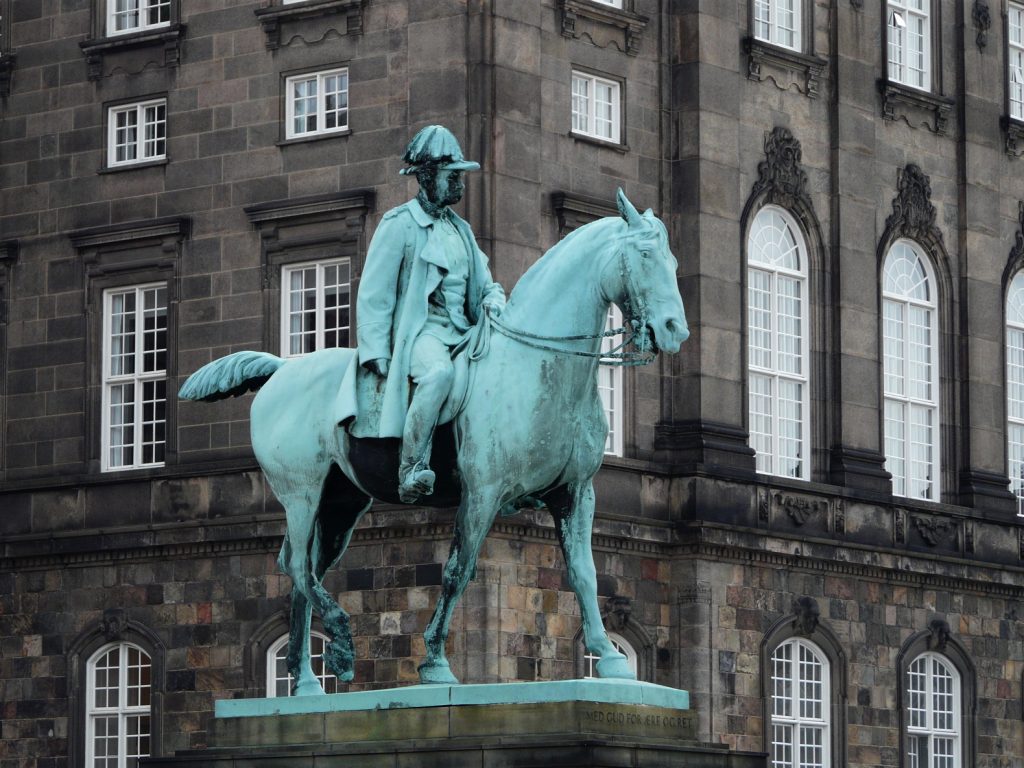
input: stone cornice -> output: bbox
[243,190,375,226]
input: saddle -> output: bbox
[344,337,474,509]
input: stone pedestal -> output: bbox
[142,680,765,767]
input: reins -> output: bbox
[472,249,658,367]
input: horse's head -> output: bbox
[613,188,689,354]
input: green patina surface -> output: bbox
[216,679,689,719]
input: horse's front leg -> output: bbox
[419,488,501,684]
[285,588,323,696]
[553,480,635,680]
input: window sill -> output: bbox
[744,37,827,99]
[0,53,15,97]
[254,0,366,51]
[99,158,169,174]
[879,80,954,135]
[79,24,185,80]
[570,131,629,153]
[276,128,351,147]
[560,0,648,56]
[1002,115,1024,157]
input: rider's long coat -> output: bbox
[339,197,505,439]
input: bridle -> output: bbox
[477,245,658,367]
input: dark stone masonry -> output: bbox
[2,1,1024,767]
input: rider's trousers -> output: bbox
[401,333,455,477]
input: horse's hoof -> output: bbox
[595,653,636,680]
[418,658,459,685]
[323,638,355,681]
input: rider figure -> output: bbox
[356,126,506,503]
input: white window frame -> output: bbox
[107,99,167,168]
[753,0,802,52]
[905,652,961,768]
[588,0,624,7]
[280,258,352,358]
[1010,3,1024,121]
[570,70,622,144]
[105,0,171,37]
[882,240,940,501]
[769,638,831,768]
[266,631,339,697]
[1006,272,1024,515]
[85,642,152,768]
[747,205,811,481]
[582,632,637,679]
[887,0,932,92]
[284,68,350,140]
[101,283,168,472]
[599,305,624,456]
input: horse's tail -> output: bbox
[178,351,285,402]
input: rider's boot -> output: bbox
[398,459,435,504]
[398,353,452,503]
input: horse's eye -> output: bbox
[641,250,651,259]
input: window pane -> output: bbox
[572,76,590,134]
[750,373,774,475]
[599,307,624,455]
[884,398,906,497]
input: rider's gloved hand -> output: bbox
[365,358,390,377]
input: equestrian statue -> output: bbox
[179,125,690,695]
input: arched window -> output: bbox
[86,642,152,768]
[747,206,810,479]
[905,652,961,767]
[581,632,637,679]
[1006,272,1024,515]
[882,240,939,500]
[769,638,830,768]
[266,631,339,697]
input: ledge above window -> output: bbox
[254,0,367,51]
[560,0,648,57]
[879,80,954,136]
[744,37,827,99]
[1002,115,1024,158]
[79,24,185,81]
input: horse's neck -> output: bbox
[502,233,618,346]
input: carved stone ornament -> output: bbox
[0,53,14,98]
[775,493,824,527]
[604,595,632,631]
[926,618,951,651]
[879,81,954,135]
[560,0,648,56]
[894,509,907,544]
[1010,201,1024,268]
[1005,118,1024,157]
[751,127,811,212]
[964,522,975,554]
[758,488,770,522]
[972,1,991,52]
[101,608,128,642]
[833,500,846,535]
[884,164,943,246]
[911,514,957,547]
[744,38,827,99]
[791,596,820,637]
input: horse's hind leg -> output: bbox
[420,488,501,684]
[277,527,324,696]
[552,480,635,680]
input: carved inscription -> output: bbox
[581,709,689,732]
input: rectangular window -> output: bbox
[599,306,624,456]
[102,285,167,471]
[285,69,349,140]
[753,0,801,51]
[281,259,351,357]
[1011,4,1024,121]
[107,0,170,36]
[887,0,931,91]
[571,71,621,144]
[107,100,166,168]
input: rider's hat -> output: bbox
[399,125,480,175]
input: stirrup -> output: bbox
[399,466,436,503]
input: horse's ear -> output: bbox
[643,208,654,218]
[616,188,643,228]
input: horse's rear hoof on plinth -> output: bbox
[417,658,459,685]
[596,654,636,680]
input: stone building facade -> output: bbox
[1,1,1023,767]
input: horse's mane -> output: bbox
[509,216,623,302]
